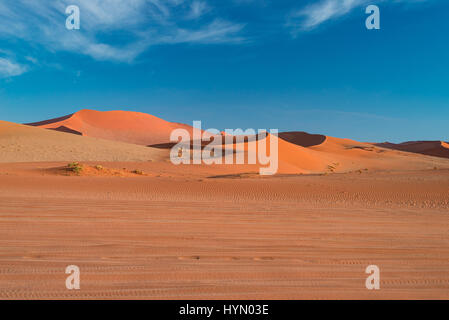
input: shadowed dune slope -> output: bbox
[274,133,449,173]
[218,133,449,174]
[27,109,196,146]
[278,131,326,147]
[306,136,449,172]
[0,121,166,163]
[375,141,449,159]
[7,111,449,174]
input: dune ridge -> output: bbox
[4,110,448,174]
[273,132,449,174]
[375,141,449,159]
[27,109,197,146]
[0,121,166,163]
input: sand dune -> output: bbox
[27,109,196,146]
[375,141,449,159]
[274,133,448,174]
[4,114,449,174]
[194,132,449,175]
[23,110,449,174]
[0,121,166,162]
[1,111,449,299]
[278,131,326,147]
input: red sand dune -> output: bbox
[215,132,449,174]
[276,132,449,173]
[2,112,449,300]
[26,109,197,146]
[16,110,449,174]
[375,141,449,159]
[0,120,166,163]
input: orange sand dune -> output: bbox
[4,112,449,174]
[211,132,449,175]
[275,132,449,174]
[1,117,449,299]
[274,134,332,174]
[24,109,449,174]
[0,121,166,162]
[375,141,449,159]
[310,136,442,172]
[27,109,197,146]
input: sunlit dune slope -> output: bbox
[276,132,449,173]
[0,121,166,162]
[174,131,449,174]
[5,111,449,174]
[26,109,196,146]
[209,132,447,174]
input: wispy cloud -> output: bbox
[289,0,367,32]
[0,57,28,78]
[0,0,437,75]
[287,0,432,34]
[187,1,210,19]
[169,19,245,44]
[0,0,245,65]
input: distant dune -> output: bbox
[0,121,166,162]
[2,110,446,173]
[26,109,196,146]
[214,132,449,174]
[375,141,449,159]
[275,133,449,174]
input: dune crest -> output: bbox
[0,121,166,163]
[278,131,326,148]
[9,110,449,174]
[27,109,197,146]
[277,132,449,173]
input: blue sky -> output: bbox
[0,0,448,142]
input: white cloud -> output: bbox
[0,0,245,64]
[187,1,210,19]
[287,0,433,33]
[288,0,368,32]
[170,20,245,44]
[0,58,28,78]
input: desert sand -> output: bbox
[26,109,197,146]
[0,111,449,299]
[376,141,449,159]
[0,120,166,162]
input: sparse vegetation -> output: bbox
[67,162,83,175]
[61,164,149,177]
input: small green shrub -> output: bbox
[67,162,83,175]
